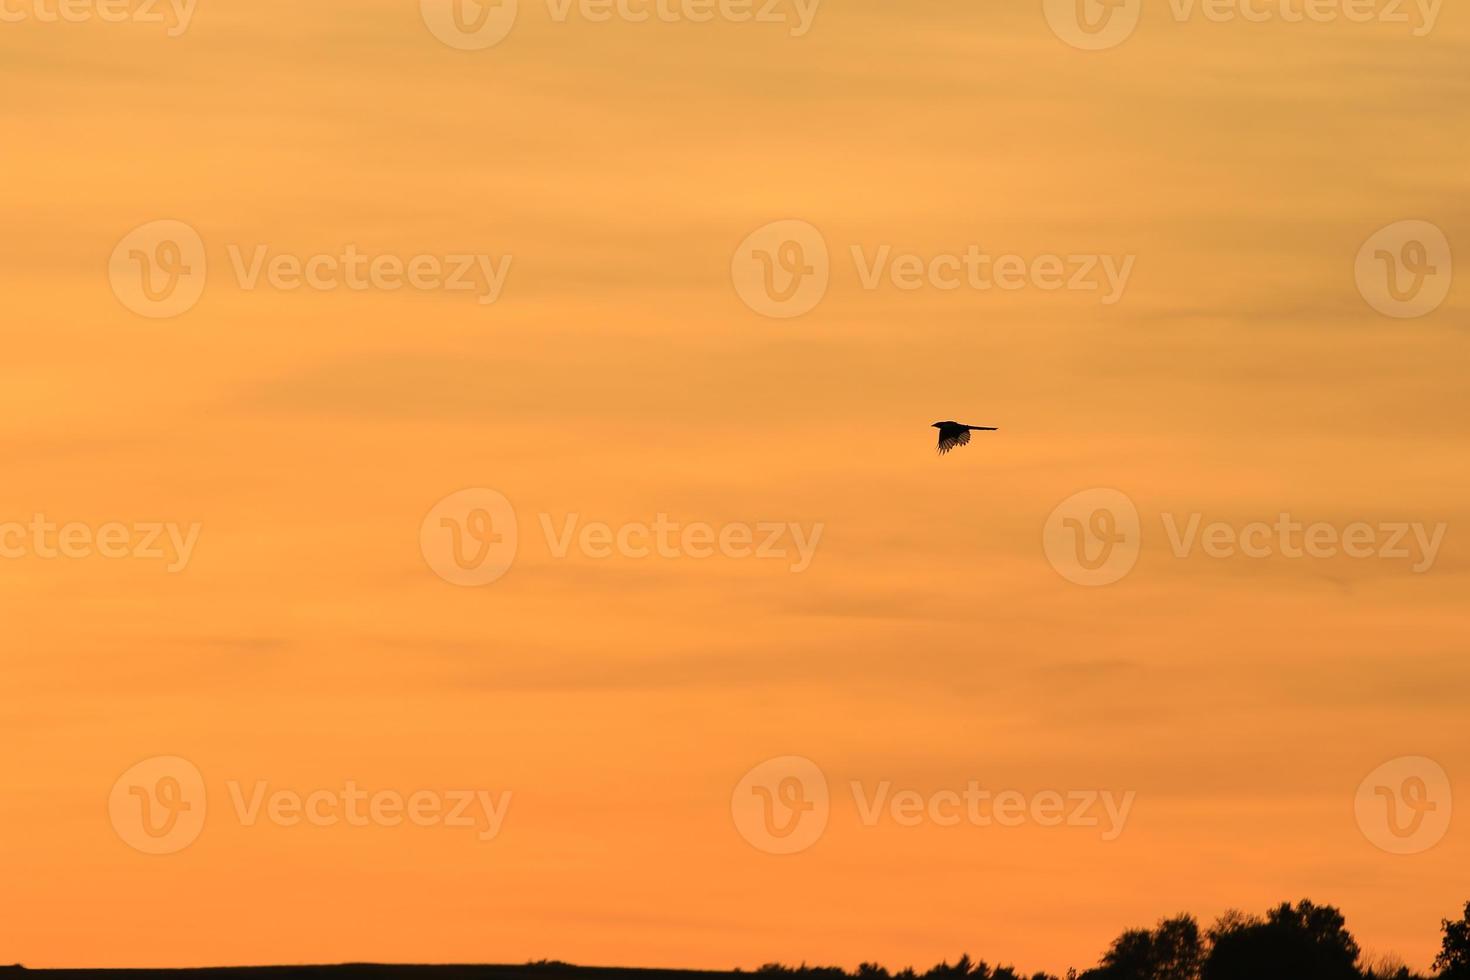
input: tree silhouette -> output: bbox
[1203,901,1360,980]
[1436,902,1470,979]
[1080,914,1203,980]
[922,956,976,980]
[722,896,1459,980]
[1360,951,1414,980]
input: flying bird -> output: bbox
[932,421,998,455]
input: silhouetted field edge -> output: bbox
[0,969,731,979]
[7,897,1470,980]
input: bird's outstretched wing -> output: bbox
[937,428,970,455]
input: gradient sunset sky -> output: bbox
[2,0,1468,976]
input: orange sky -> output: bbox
[1,1,1467,976]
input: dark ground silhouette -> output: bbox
[6,899,1470,980]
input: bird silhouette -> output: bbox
[932,421,998,455]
